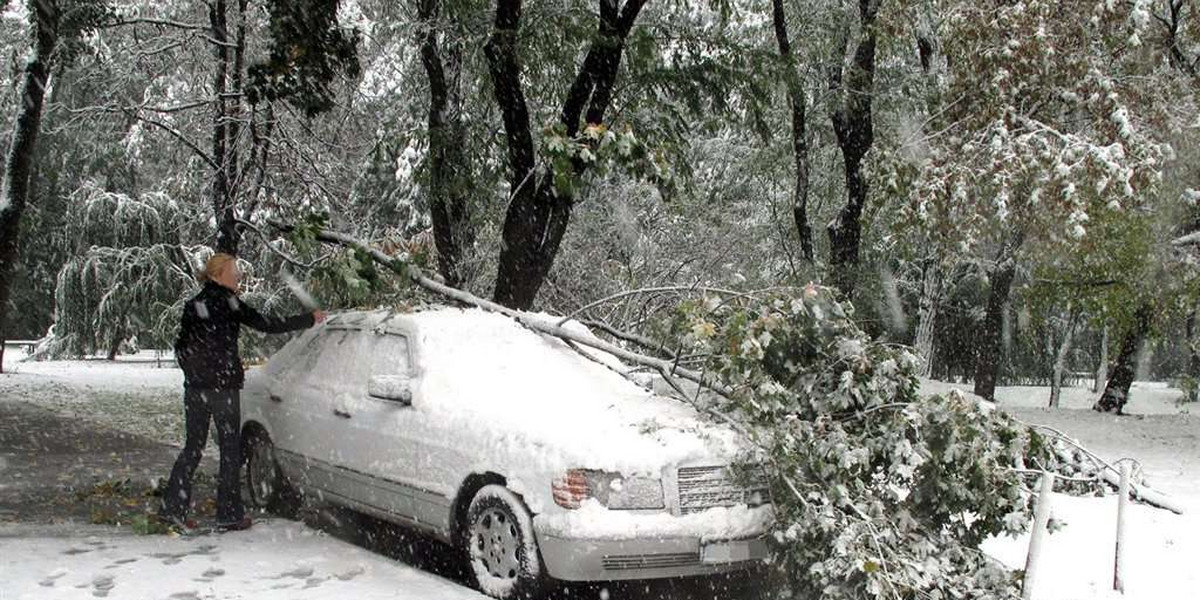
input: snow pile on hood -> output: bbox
[409,308,743,476]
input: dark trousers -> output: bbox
[161,387,244,524]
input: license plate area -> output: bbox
[700,538,768,564]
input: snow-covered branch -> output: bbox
[1172,230,1200,247]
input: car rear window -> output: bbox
[367,333,411,378]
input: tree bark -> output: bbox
[1094,323,1108,394]
[1187,308,1199,403]
[1049,308,1079,408]
[486,0,647,309]
[826,0,881,298]
[913,259,942,378]
[0,1,59,374]
[210,0,242,254]
[770,0,812,262]
[419,0,475,288]
[1094,304,1154,414]
[973,235,1022,401]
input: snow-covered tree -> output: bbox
[888,0,1166,400]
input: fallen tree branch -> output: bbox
[236,219,332,270]
[1172,230,1200,246]
[268,221,732,397]
[578,317,676,360]
[1026,422,1186,515]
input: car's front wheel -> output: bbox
[243,429,300,518]
[464,485,546,599]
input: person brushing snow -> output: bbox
[159,253,325,532]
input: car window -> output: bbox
[303,329,371,392]
[263,329,318,378]
[270,330,326,383]
[368,333,411,378]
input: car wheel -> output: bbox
[244,430,300,517]
[464,484,546,599]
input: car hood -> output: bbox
[410,308,747,476]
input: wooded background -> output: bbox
[1,0,1198,408]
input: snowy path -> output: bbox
[0,520,486,600]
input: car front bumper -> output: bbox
[536,531,769,581]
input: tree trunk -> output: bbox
[1094,305,1154,414]
[1187,308,1199,403]
[209,0,243,255]
[1049,309,1079,408]
[0,1,59,375]
[486,0,647,309]
[420,0,475,288]
[826,0,881,298]
[770,0,812,262]
[973,246,1020,401]
[106,334,122,361]
[912,260,942,378]
[1094,323,1108,394]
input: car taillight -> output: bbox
[551,469,591,509]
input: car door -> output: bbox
[335,330,459,533]
[268,327,369,501]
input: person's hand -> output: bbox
[313,310,327,324]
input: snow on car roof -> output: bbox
[348,306,742,477]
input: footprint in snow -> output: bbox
[276,566,314,579]
[334,566,365,581]
[62,546,93,555]
[37,569,67,587]
[194,567,226,582]
[168,592,200,600]
[91,574,116,597]
[302,577,325,589]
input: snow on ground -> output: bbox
[1,352,188,448]
[981,493,1199,600]
[920,379,1200,600]
[0,520,484,600]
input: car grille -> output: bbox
[676,465,769,515]
[601,553,700,570]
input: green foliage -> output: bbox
[247,0,362,116]
[541,122,671,198]
[308,248,385,306]
[673,285,1051,599]
[286,211,331,255]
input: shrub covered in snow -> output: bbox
[671,284,1053,599]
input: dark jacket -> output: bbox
[174,281,314,389]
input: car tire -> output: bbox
[243,430,301,518]
[463,484,546,600]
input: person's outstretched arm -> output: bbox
[233,298,322,333]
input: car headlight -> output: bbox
[551,469,665,510]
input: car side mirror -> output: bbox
[368,375,413,405]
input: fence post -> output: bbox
[1114,462,1130,594]
[1023,472,1055,600]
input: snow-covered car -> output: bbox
[239,307,773,598]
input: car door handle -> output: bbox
[333,408,352,419]
[269,394,284,403]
